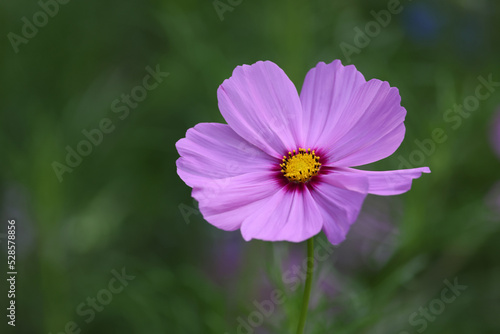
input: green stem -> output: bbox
[296,237,314,334]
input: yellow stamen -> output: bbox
[281,147,321,183]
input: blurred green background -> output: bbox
[1,0,499,333]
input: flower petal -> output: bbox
[217,61,304,157]
[344,167,431,195]
[176,123,276,187]
[300,60,366,147]
[311,172,368,245]
[194,172,282,231]
[300,61,406,167]
[240,186,323,243]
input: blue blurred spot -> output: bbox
[402,3,441,44]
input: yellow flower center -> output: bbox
[280,148,321,183]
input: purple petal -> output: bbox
[300,61,406,167]
[343,167,431,195]
[300,60,366,147]
[317,168,369,193]
[176,123,282,231]
[176,123,276,187]
[217,61,304,157]
[193,171,282,231]
[240,186,323,242]
[311,172,368,245]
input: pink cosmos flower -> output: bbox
[176,60,430,245]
